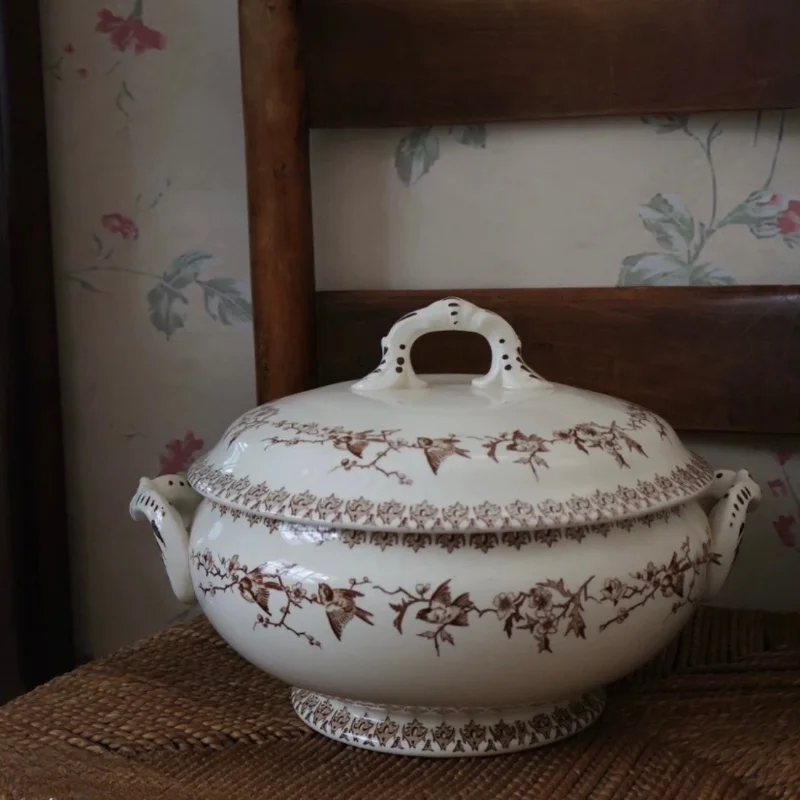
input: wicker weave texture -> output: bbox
[0,607,798,800]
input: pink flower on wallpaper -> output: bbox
[769,450,800,552]
[158,432,204,476]
[777,200,800,237]
[95,5,166,55]
[749,192,800,248]
[757,193,781,208]
[773,515,796,549]
[64,42,75,54]
[77,68,89,79]
[101,213,139,239]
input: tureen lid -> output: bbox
[188,298,712,532]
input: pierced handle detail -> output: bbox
[703,468,761,600]
[352,297,551,392]
[129,475,201,605]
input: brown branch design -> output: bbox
[597,538,718,631]
[626,402,669,438]
[263,423,419,486]
[552,421,646,469]
[191,551,321,646]
[191,551,375,647]
[476,577,596,654]
[483,430,550,477]
[217,402,666,487]
[375,580,471,656]
[375,536,713,655]
[191,536,712,655]
[224,405,279,446]
[331,433,415,485]
[483,404,666,477]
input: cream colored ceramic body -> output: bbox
[129,298,762,756]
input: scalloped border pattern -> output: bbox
[188,452,712,532]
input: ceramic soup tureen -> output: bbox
[130,298,761,757]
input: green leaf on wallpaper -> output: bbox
[689,263,737,286]
[162,250,214,290]
[617,253,690,286]
[638,193,695,254]
[198,277,253,326]
[395,128,440,186]
[718,189,780,232]
[640,115,690,134]
[708,120,723,144]
[753,111,763,146]
[147,284,189,338]
[747,219,783,240]
[453,125,487,148]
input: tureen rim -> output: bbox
[186,450,714,534]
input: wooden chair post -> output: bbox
[239,0,316,402]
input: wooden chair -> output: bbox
[238,0,800,434]
[0,0,74,700]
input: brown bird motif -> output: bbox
[416,437,470,475]
[332,432,373,459]
[238,571,279,616]
[317,583,375,640]
[416,580,472,627]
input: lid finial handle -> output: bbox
[352,297,551,392]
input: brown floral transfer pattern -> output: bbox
[220,401,668,487]
[375,535,712,655]
[189,452,711,532]
[376,580,473,656]
[225,404,279,446]
[191,534,713,653]
[262,424,471,486]
[191,551,373,647]
[596,536,714,632]
[208,500,682,549]
[291,688,605,753]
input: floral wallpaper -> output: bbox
[39,1,800,659]
[769,451,800,553]
[620,114,790,287]
[392,114,797,287]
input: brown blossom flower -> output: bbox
[601,577,624,604]
[493,592,516,620]
[528,587,553,614]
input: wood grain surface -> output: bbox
[302,0,800,127]
[0,0,75,698]
[316,287,800,434]
[239,0,317,401]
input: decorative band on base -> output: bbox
[291,688,605,757]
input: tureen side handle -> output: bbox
[703,468,761,600]
[129,475,202,605]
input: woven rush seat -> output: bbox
[0,607,799,800]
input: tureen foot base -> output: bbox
[291,688,605,757]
